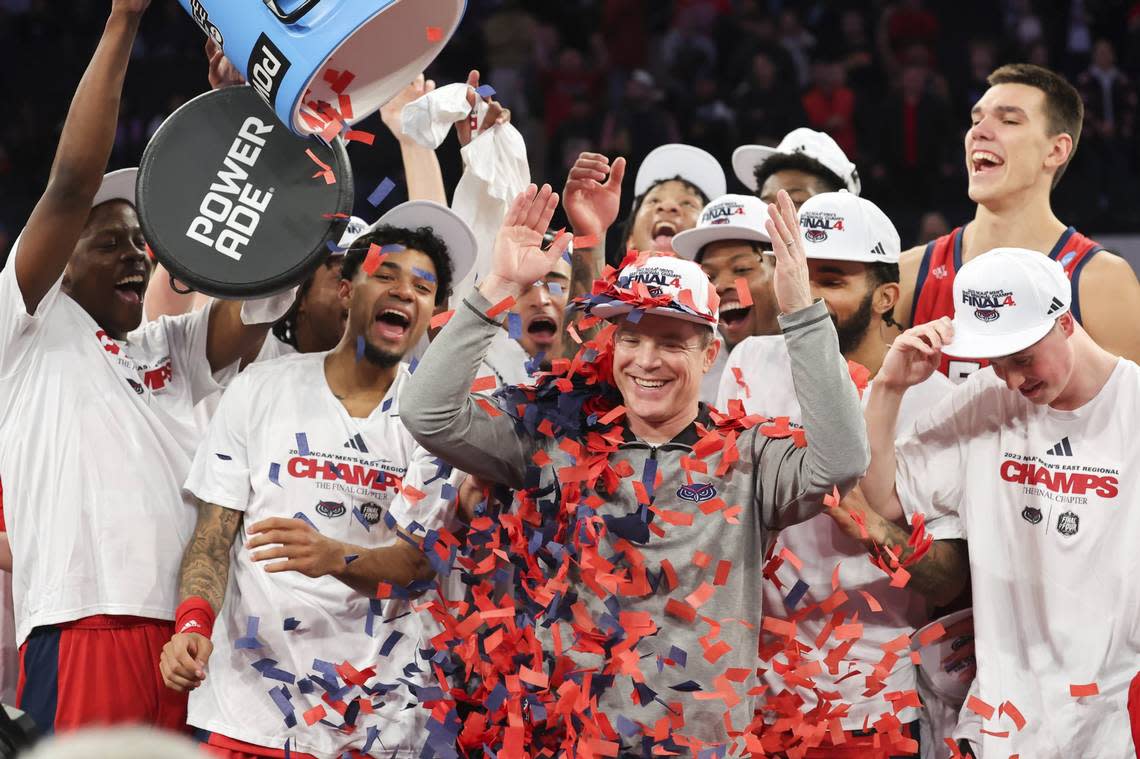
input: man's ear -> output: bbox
[1044,132,1074,173]
[874,282,900,318]
[702,334,721,373]
[1058,311,1075,338]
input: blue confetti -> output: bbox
[283,617,301,631]
[270,686,296,728]
[344,554,359,564]
[381,397,393,412]
[297,678,314,694]
[626,307,644,323]
[485,682,508,712]
[356,335,365,361]
[669,680,702,692]
[235,616,262,649]
[784,578,810,609]
[561,249,572,264]
[295,432,309,456]
[292,511,317,530]
[367,177,397,207]
[268,463,281,487]
[379,630,404,656]
[327,240,345,253]
[252,657,296,684]
[548,282,564,296]
[412,267,437,283]
[507,312,522,339]
[668,645,688,667]
[365,598,384,637]
[362,726,381,753]
[215,453,232,461]
[616,714,641,737]
[474,84,496,98]
[408,357,419,374]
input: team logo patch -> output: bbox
[805,229,827,243]
[316,500,346,519]
[1060,251,1077,268]
[1021,506,1043,525]
[1056,510,1079,536]
[932,265,949,280]
[359,501,383,525]
[974,309,1000,322]
[677,483,717,502]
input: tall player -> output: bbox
[897,63,1140,381]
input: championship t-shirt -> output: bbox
[184,352,460,757]
[895,360,1140,757]
[0,252,224,645]
[717,335,954,727]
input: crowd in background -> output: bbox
[1,0,1140,265]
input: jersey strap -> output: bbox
[1048,226,1103,325]
[910,227,962,329]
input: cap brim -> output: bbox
[375,201,477,285]
[93,168,138,209]
[589,300,717,326]
[635,144,726,201]
[942,317,1055,359]
[731,145,778,192]
[672,225,771,261]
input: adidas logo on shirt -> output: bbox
[1046,436,1074,457]
[344,433,368,453]
[1046,296,1065,315]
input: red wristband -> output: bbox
[175,596,215,638]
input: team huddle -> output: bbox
[2,3,1140,759]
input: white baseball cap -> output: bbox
[942,248,1072,359]
[670,194,772,261]
[92,168,138,209]
[798,191,900,264]
[335,216,369,252]
[635,144,727,203]
[587,256,720,326]
[733,127,861,195]
[373,200,478,286]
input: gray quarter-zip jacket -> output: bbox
[402,292,869,750]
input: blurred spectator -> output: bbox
[1078,39,1137,145]
[682,75,738,166]
[601,70,680,168]
[959,39,998,112]
[836,9,882,96]
[802,59,858,160]
[548,98,601,181]
[482,0,538,121]
[602,0,649,105]
[539,46,601,140]
[880,0,940,69]
[733,52,808,146]
[779,9,817,87]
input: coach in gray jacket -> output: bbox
[403,185,869,752]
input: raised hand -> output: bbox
[481,185,571,300]
[205,39,244,90]
[160,631,213,692]
[245,517,347,578]
[380,73,435,141]
[455,69,510,146]
[562,152,626,239]
[765,189,814,314]
[878,317,953,390]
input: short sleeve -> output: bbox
[0,240,64,377]
[893,383,978,540]
[387,445,463,534]
[184,373,253,511]
[153,301,230,405]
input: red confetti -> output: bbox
[713,560,731,586]
[430,310,455,329]
[344,130,375,146]
[303,704,327,726]
[426,26,444,41]
[966,695,995,719]
[362,244,386,276]
[734,278,753,308]
[475,398,502,418]
[471,375,497,393]
[573,234,599,249]
[917,622,945,647]
[999,700,1027,731]
[1070,682,1099,697]
[486,296,516,318]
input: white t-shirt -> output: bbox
[481,330,535,388]
[0,256,223,645]
[896,360,1140,758]
[184,352,460,758]
[718,335,954,728]
[701,336,728,405]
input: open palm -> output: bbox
[488,184,570,287]
[563,153,626,237]
[879,318,952,390]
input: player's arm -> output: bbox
[381,74,448,205]
[829,488,970,607]
[892,244,926,330]
[0,533,10,573]
[402,186,571,486]
[245,517,433,596]
[1075,252,1140,363]
[159,499,242,693]
[12,1,148,314]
